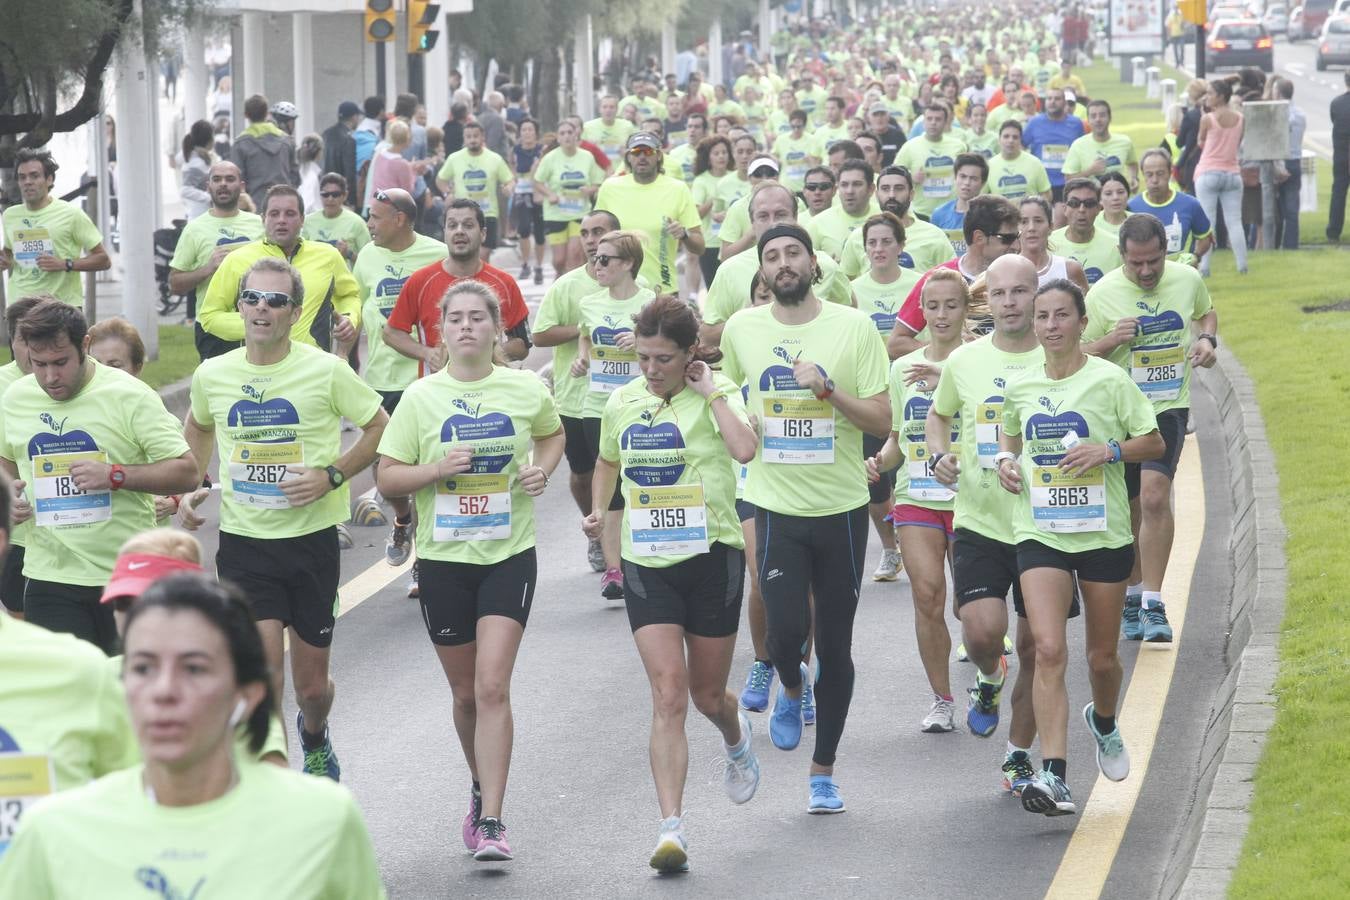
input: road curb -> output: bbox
[157,374,192,420]
[1161,354,1287,898]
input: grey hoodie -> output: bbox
[231,121,299,208]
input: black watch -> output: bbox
[930,451,947,469]
[1198,332,1218,349]
[64,258,73,272]
[325,465,345,489]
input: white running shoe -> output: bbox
[723,712,761,804]
[921,695,956,733]
[872,548,903,581]
[649,816,688,873]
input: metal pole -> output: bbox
[574,16,595,121]
[1260,160,1277,250]
[291,12,316,140]
[1195,25,1206,79]
[376,41,387,101]
[114,0,158,356]
[183,20,208,127]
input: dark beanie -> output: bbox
[757,223,813,261]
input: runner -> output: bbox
[925,254,1047,795]
[301,174,370,268]
[1126,148,1213,266]
[808,159,875,260]
[1022,86,1084,210]
[0,296,44,619]
[996,278,1164,815]
[509,118,547,285]
[583,96,639,161]
[0,300,197,654]
[436,121,515,263]
[800,165,837,217]
[182,257,389,779]
[692,136,735,287]
[0,573,387,897]
[839,165,952,279]
[720,223,891,813]
[867,268,968,731]
[0,148,111,308]
[1062,99,1139,189]
[582,294,761,872]
[665,115,708,186]
[1018,196,1089,291]
[895,103,968,218]
[986,120,1053,203]
[773,109,820,193]
[1081,214,1218,643]
[377,279,563,862]
[533,120,606,276]
[1049,177,1122,284]
[930,153,991,254]
[1096,171,1132,239]
[572,230,658,600]
[964,103,999,159]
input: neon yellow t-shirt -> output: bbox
[840,216,953,279]
[709,99,747,123]
[618,95,660,121]
[889,348,960,510]
[436,148,514,218]
[809,205,872,261]
[534,266,599,419]
[1,199,103,306]
[987,151,1053,201]
[0,761,386,898]
[851,268,924,339]
[188,343,383,539]
[351,234,446,392]
[716,173,754,224]
[581,117,637,160]
[717,193,811,249]
[1002,355,1158,550]
[693,171,728,248]
[895,134,970,216]
[1062,133,1138,179]
[702,247,853,326]
[666,144,697,185]
[579,287,657,418]
[533,147,605,223]
[0,363,31,549]
[1049,226,1122,285]
[598,375,748,567]
[378,366,560,565]
[1081,261,1214,413]
[965,130,999,159]
[593,175,701,294]
[814,122,852,153]
[720,302,890,516]
[168,211,264,311]
[0,364,190,587]
[930,335,1045,542]
[773,133,821,191]
[796,86,830,125]
[300,208,370,266]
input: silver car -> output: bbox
[1318,14,1350,66]
[1265,2,1290,33]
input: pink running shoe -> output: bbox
[473,817,513,861]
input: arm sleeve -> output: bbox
[1191,274,1214,319]
[1192,199,1213,238]
[199,252,247,341]
[1032,160,1052,194]
[385,270,424,334]
[0,816,56,899]
[821,257,854,306]
[597,390,623,463]
[168,226,199,271]
[677,185,702,230]
[94,656,140,774]
[931,351,961,418]
[1120,371,1162,439]
[75,209,104,251]
[500,279,529,330]
[188,369,213,429]
[853,316,891,398]
[331,361,384,427]
[436,157,454,183]
[532,382,563,438]
[895,271,929,334]
[719,319,745,386]
[889,361,907,432]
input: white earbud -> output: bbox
[228,698,247,729]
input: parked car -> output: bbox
[1208,19,1276,70]
[1289,0,1335,39]
[1317,14,1350,66]
[1265,2,1290,33]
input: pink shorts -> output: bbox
[892,504,955,536]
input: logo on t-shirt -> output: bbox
[760,345,812,392]
[28,414,98,458]
[441,398,515,473]
[621,410,686,486]
[1027,395,1091,464]
[228,385,300,439]
[1134,300,1186,337]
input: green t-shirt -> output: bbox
[0,364,189,587]
[1001,355,1158,550]
[581,117,637,160]
[188,343,383,539]
[808,205,872,261]
[930,335,1045,542]
[766,110,797,141]
[0,761,386,899]
[579,287,657,418]
[814,122,852,153]
[1,199,104,305]
[840,216,953,279]
[598,375,748,567]
[1049,226,1123,285]
[1062,133,1138,179]
[773,132,820,191]
[702,247,852,326]
[436,148,514,218]
[796,86,830,125]
[533,265,600,418]
[618,94,661,121]
[965,130,999,159]
[1081,261,1214,413]
[377,366,560,566]
[715,193,810,250]
[351,234,447,391]
[666,144,698,185]
[594,175,701,294]
[533,147,605,222]
[709,99,747,123]
[889,348,960,510]
[851,268,924,339]
[716,173,753,225]
[987,151,1053,201]
[0,363,31,549]
[1095,212,1124,239]
[895,134,970,216]
[168,211,265,311]
[720,302,889,516]
[301,208,370,267]
[693,171,727,248]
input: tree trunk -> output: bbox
[531,50,562,131]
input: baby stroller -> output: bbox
[153,219,188,316]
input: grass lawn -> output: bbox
[0,324,197,391]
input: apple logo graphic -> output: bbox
[0,727,19,753]
[591,315,631,348]
[441,398,516,473]
[904,396,960,439]
[900,250,916,268]
[463,167,488,193]
[998,173,1028,193]
[620,416,686,486]
[28,413,99,457]
[1133,301,1186,339]
[227,385,300,430]
[870,299,897,335]
[375,275,409,319]
[215,233,250,248]
[1025,396,1090,465]
[759,345,823,392]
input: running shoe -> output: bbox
[533,267,544,285]
[723,712,761,804]
[1002,634,1014,655]
[336,522,354,550]
[473,817,513,861]
[1001,750,1036,796]
[1021,770,1076,816]
[807,774,846,814]
[1141,602,1174,643]
[462,787,482,853]
[519,262,531,279]
[956,643,970,662]
[649,816,688,873]
[586,538,605,573]
[352,496,388,527]
[769,665,807,750]
[872,548,903,581]
[408,560,420,599]
[600,567,624,600]
[1122,595,1143,640]
[385,516,413,566]
[966,656,1008,738]
[801,669,816,726]
[921,695,956,733]
[1083,702,1130,782]
[740,660,774,712]
[296,711,340,781]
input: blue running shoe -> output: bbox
[1021,770,1076,816]
[1001,750,1036,795]
[1141,602,1173,643]
[740,660,774,712]
[769,680,805,751]
[807,774,846,814]
[801,663,816,726]
[1122,595,1143,640]
[296,711,341,781]
[966,656,1007,737]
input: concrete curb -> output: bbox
[1161,354,1287,898]
[157,375,192,420]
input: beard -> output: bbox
[770,269,812,305]
[881,197,910,219]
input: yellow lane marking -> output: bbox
[1044,441,1205,900]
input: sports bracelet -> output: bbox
[706,390,727,405]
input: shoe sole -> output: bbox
[1144,632,1173,643]
[601,586,624,600]
[649,842,688,873]
[803,712,816,726]
[921,720,956,733]
[807,804,846,814]
[967,712,998,737]
[770,729,802,751]
[1021,787,1076,816]
[473,846,513,862]
[872,572,899,582]
[740,697,768,712]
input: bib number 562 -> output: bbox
[458,495,490,515]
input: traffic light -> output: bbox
[408,1,441,54]
[1179,0,1206,27]
[365,0,395,42]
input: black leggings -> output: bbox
[754,505,868,767]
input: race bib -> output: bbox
[514,179,534,195]
[228,441,302,509]
[1165,218,1183,254]
[588,345,639,393]
[762,396,835,464]
[923,173,953,197]
[1042,144,1069,167]
[907,442,955,502]
[32,451,111,527]
[12,228,53,269]
[1131,344,1184,402]
[435,473,511,541]
[975,401,1004,468]
[628,484,709,556]
[1029,465,1107,532]
[557,189,585,216]
[0,754,54,856]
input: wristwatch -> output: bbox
[64,258,73,272]
[816,377,836,401]
[109,464,127,490]
[325,465,345,490]
[1198,332,1218,349]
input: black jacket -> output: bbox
[321,122,358,208]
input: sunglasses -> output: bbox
[1065,197,1100,209]
[991,231,1021,244]
[628,145,658,156]
[594,254,627,267]
[320,191,344,199]
[239,289,295,309]
[804,182,834,191]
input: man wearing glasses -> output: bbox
[301,174,371,268]
[198,185,360,361]
[800,166,837,217]
[182,256,387,781]
[1050,177,1122,285]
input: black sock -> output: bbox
[394,514,412,526]
[755,658,773,668]
[299,724,326,750]
[1043,758,1067,780]
[1092,711,1116,736]
[472,780,481,796]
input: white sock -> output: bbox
[1126,582,1144,601]
[725,725,749,757]
[1007,741,1031,757]
[1142,590,1163,610]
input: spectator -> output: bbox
[1194,79,1247,276]
[1328,71,1350,241]
[371,120,416,197]
[1272,77,1305,250]
[296,133,324,213]
[505,84,528,126]
[480,91,509,158]
[230,93,298,209]
[179,120,217,220]
[321,101,362,209]
[355,95,385,203]
[1175,79,1208,193]
[443,102,468,156]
